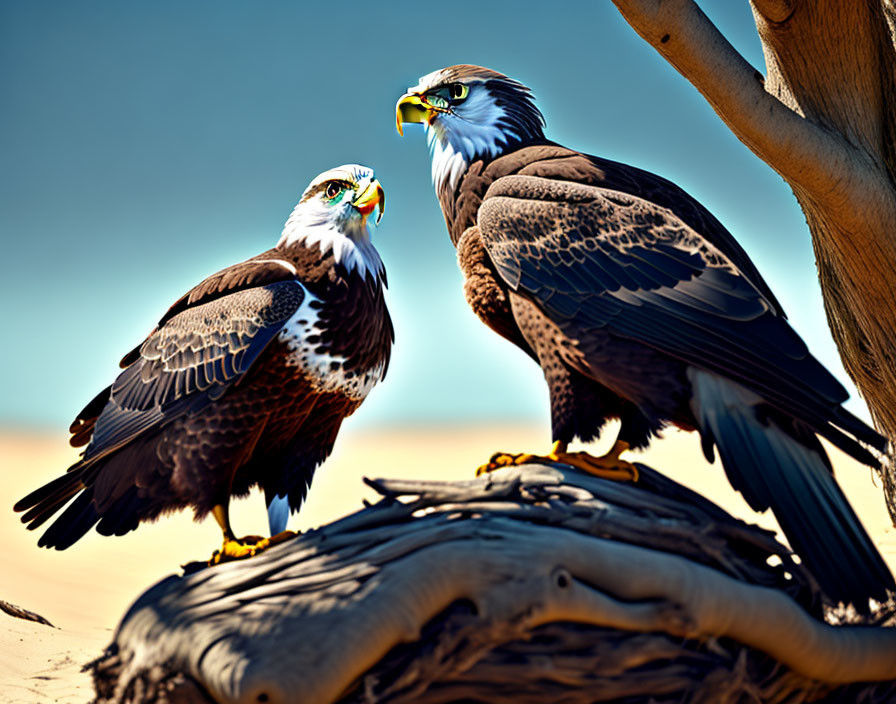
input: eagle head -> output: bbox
[279,164,386,281]
[396,65,545,190]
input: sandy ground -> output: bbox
[2,423,895,702]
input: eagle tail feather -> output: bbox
[14,465,88,529]
[689,369,894,611]
[15,456,145,549]
[96,486,143,537]
[36,490,101,550]
[830,405,889,455]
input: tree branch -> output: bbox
[752,0,794,24]
[89,464,896,704]
[609,0,886,218]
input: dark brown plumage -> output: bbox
[397,65,894,609]
[15,165,391,552]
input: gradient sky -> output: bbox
[1,1,868,432]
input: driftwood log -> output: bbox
[89,463,896,704]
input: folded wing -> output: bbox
[477,174,881,458]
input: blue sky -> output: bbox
[0,1,866,431]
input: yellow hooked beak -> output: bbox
[352,179,385,225]
[395,92,439,136]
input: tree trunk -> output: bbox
[609,0,896,521]
[88,463,896,704]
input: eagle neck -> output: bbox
[438,142,553,247]
[278,208,385,284]
[275,239,388,294]
[427,123,534,198]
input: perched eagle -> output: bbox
[15,164,392,561]
[396,65,894,609]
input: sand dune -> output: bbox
[2,424,894,702]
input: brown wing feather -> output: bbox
[68,385,111,447]
[445,144,784,316]
[158,248,300,327]
[84,280,304,463]
[69,251,301,447]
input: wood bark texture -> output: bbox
[89,463,896,704]
[610,0,896,520]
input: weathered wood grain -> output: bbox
[89,463,896,704]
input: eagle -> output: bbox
[15,164,392,562]
[396,65,894,609]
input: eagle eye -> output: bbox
[325,181,344,200]
[426,93,449,109]
[449,83,469,101]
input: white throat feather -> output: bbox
[424,87,516,192]
[278,206,385,283]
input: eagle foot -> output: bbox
[553,441,639,483]
[209,530,297,565]
[475,440,638,482]
[475,451,540,476]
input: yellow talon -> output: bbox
[551,439,639,482]
[266,529,297,547]
[209,531,297,565]
[210,536,265,564]
[475,451,536,475]
[475,439,638,482]
[208,503,296,565]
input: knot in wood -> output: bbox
[552,567,572,590]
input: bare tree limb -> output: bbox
[608,0,888,220]
[752,0,794,23]
[89,464,896,704]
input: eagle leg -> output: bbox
[476,440,638,482]
[208,503,296,565]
